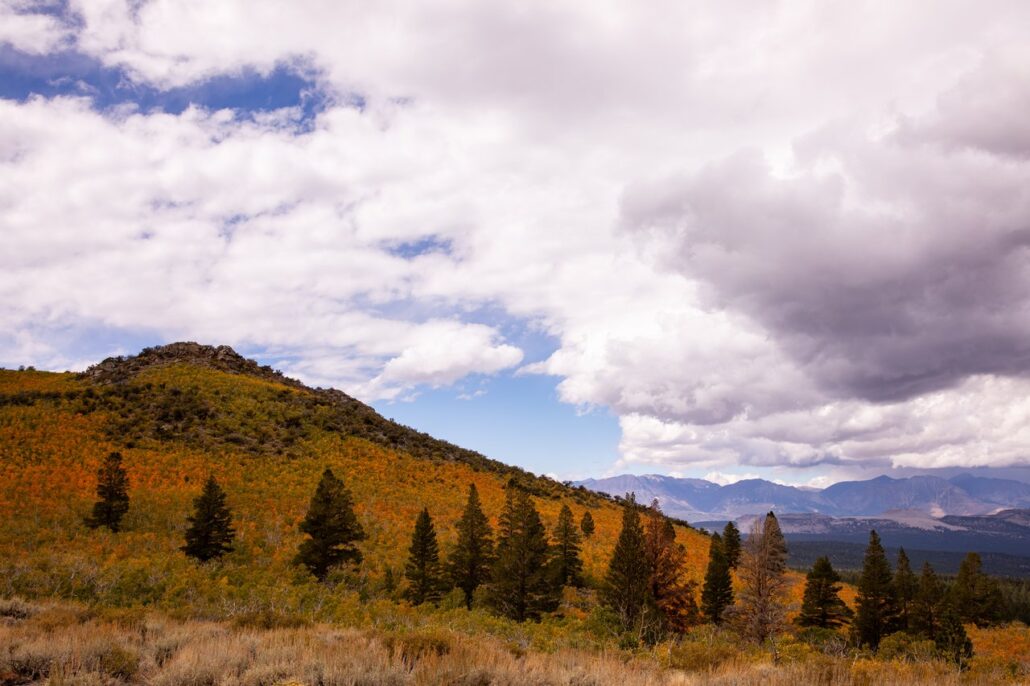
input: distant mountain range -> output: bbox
[576,473,1030,576]
[575,473,1030,520]
[688,509,1030,576]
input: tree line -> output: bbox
[84,452,1006,661]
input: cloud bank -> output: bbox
[3,0,1030,472]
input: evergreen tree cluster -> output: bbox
[603,496,701,642]
[849,530,979,666]
[85,457,593,621]
[83,456,1007,659]
[404,484,589,621]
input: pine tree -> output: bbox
[487,488,558,622]
[935,598,974,667]
[404,507,444,605]
[643,502,699,633]
[447,483,494,610]
[294,468,366,581]
[84,451,130,532]
[911,561,946,640]
[722,521,742,570]
[580,510,595,538]
[951,552,1003,627]
[551,504,584,588]
[181,476,235,562]
[701,533,734,624]
[730,512,790,643]
[853,530,898,649]
[796,556,851,628]
[763,512,788,576]
[894,547,917,631]
[603,494,651,632]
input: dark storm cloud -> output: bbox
[622,55,1030,407]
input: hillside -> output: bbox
[0,343,710,619]
[4,344,1030,684]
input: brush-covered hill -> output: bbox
[0,342,710,621]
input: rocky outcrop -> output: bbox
[80,342,306,388]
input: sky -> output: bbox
[3,1,1030,486]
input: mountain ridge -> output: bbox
[577,471,1030,520]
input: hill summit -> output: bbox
[81,342,306,389]
[72,341,570,494]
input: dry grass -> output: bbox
[2,599,1027,686]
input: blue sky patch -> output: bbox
[0,44,335,125]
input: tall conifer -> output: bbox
[911,561,945,640]
[181,475,235,562]
[603,494,650,632]
[294,468,366,581]
[722,521,742,570]
[951,552,1003,626]
[853,530,898,649]
[447,483,494,609]
[404,507,444,605]
[85,451,130,532]
[552,504,584,588]
[796,556,851,628]
[701,533,734,624]
[487,488,557,622]
[894,547,917,631]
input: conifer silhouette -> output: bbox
[85,451,130,532]
[447,484,494,610]
[295,468,366,580]
[603,494,650,632]
[796,556,851,628]
[853,530,898,649]
[951,552,1003,626]
[701,533,734,624]
[894,547,917,631]
[722,521,741,570]
[404,507,444,605]
[551,504,584,588]
[580,510,595,538]
[911,561,946,640]
[487,487,557,622]
[181,476,235,562]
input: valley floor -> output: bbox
[1,598,1027,686]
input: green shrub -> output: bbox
[876,632,937,662]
